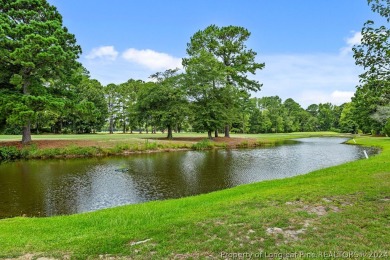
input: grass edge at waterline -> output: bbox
[0,135,388,259]
[0,132,350,161]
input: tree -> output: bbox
[296,110,317,132]
[318,103,336,131]
[306,104,319,117]
[353,0,390,82]
[339,102,358,133]
[71,76,107,133]
[183,49,228,138]
[370,104,390,132]
[117,79,142,133]
[184,25,264,137]
[0,0,81,143]
[352,0,390,134]
[104,83,119,134]
[136,69,188,139]
[283,98,303,132]
[257,96,285,133]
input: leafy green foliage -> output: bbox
[351,80,389,134]
[136,69,189,139]
[353,0,390,82]
[184,25,264,137]
[0,146,21,161]
[339,102,358,133]
[351,0,390,134]
[191,139,214,150]
[0,0,82,143]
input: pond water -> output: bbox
[0,137,378,218]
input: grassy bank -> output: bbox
[0,132,347,161]
[0,135,388,259]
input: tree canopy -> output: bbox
[0,0,82,143]
[352,0,390,135]
[183,25,265,137]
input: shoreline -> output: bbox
[0,132,353,161]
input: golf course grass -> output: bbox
[0,133,388,259]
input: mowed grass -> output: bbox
[0,135,388,259]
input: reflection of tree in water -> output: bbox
[43,158,141,215]
[192,150,234,193]
[125,152,193,201]
[0,159,96,217]
[0,161,45,218]
[125,150,235,201]
[41,159,102,216]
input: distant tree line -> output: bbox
[0,66,379,138]
[0,0,389,143]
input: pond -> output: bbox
[0,137,378,218]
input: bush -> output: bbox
[0,146,21,161]
[191,139,214,150]
[2,126,22,135]
[144,140,158,150]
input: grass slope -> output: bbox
[0,136,389,259]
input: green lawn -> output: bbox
[0,135,388,259]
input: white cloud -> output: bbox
[253,52,362,108]
[122,48,182,70]
[82,32,361,106]
[331,90,354,102]
[294,90,353,107]
[86,46,119,61]
[340,31,362,56]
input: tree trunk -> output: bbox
[22,121,32,144]
[214,129,219,138]
[224,125,230,138]
[208,130,213,139]
[167,125,173,139]
[123,120,126,133]
[109,116,114,134]
[22,80,32,144]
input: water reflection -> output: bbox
[0,137,379,218]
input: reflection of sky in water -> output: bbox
[0,137,379,218]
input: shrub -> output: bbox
[191,139,214,150]
[0,146,21,161]
[144,140,158,150]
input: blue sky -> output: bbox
[48,0,382,108]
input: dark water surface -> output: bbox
[0,137,378,218]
